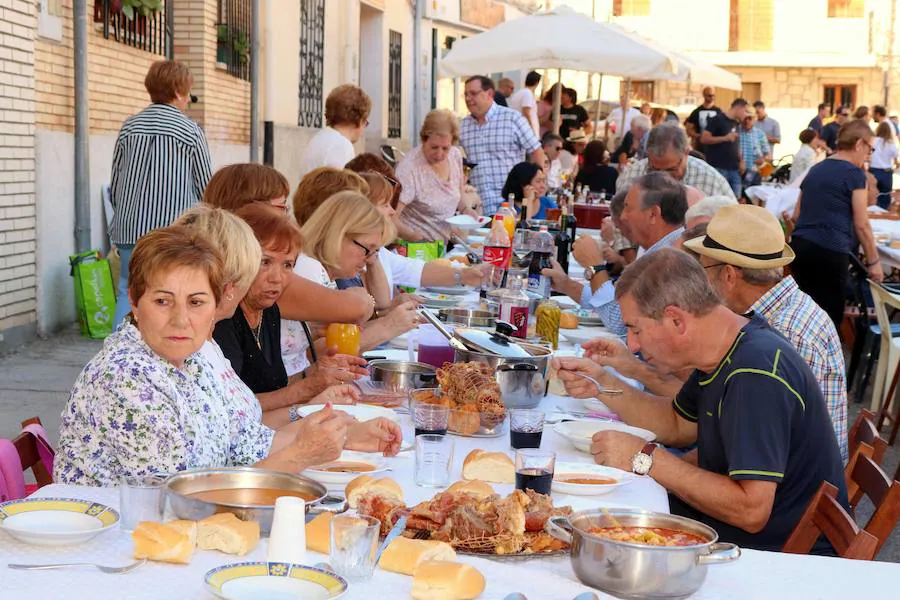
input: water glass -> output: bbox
[330,514,380,582]
[514,449,556,495]
[119,475,166,532]
[414,434,455,488]
[509,409,545,449]
[411,399,450,437]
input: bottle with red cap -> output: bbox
[483,215,511,291]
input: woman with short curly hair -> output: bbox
[298,84,372,178]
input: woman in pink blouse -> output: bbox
[394,109,473,242]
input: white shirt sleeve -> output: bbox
[379,247,426,289]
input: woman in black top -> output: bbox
[575,140,619,196]
[213,204,366,414]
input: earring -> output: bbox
[226,292,234,302]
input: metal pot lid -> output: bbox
[454,322,532,358]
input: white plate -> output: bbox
[581,398,612,413]
[419,293,464,309]
[558,327,618,346]
[205,562,347,600]
[420,286,473,296]
[554,420,656,452]
[552,462,635,496]
[445,214,491,230]
[291,403,400,423]
[0,498,119,546]
[388,330,418,350]
[302,451,389,487]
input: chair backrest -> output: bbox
[845,441,875,506]
[782,481,879,560]
[850,453,900,556]
[13,417,53,490]
[867,281,900,343]
[854,415,889,467]
[848,408,877,454]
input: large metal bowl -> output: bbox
[166,467,347,535]
[546,508,740,599]
[368,360,437,393]
[438,308,496,328]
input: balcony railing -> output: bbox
[216,0,252,82]
[93,0,170,56]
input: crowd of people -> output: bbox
[51,59,894,557]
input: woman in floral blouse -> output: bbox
[55,226,401,487]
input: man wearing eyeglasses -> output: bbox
[821,106,849,153]
[617,123,736,200]
[685,87,721,154]
[460,75,545,215]
[541,133,564,188]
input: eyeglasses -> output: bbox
[366,170,399,189]
[352,238,376,258]
[703,262,727,270]
[861,139,874,154]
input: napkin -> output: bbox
[267,496,306,564]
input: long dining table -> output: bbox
[3,279,900,598]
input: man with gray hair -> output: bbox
[542,172,687,336]
[617,123,736,199]
[683,194,738,228]
[552,247,848,553]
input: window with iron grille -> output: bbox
[299,0,326,129]
[94,0,169,56]
[216,0,252,82]
[388,30,402,139]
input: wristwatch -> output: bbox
[453,269,463,286]
[288,405,301,423]
[631,442,658,476]
[583,263,609,281]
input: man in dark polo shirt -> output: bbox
[701,98,749,199]
[552,248,847,553]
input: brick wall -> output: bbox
[0,0,37,339]
[35,0,249,143]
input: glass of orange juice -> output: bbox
[325,323,361,356]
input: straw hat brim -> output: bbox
[683,235,796,269]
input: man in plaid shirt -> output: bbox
[686,205,848,461]
[460,76,544,215]
[738,115,771,190]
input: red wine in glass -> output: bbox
[515,468,553,495]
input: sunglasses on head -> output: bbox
[366,170,398,188]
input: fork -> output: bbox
[8,559,147,574]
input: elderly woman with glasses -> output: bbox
[791,119,883,329]
[393,109,469,242]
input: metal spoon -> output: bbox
[569,371,624,395]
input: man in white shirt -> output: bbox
[299,85,371,178]
[508,71,542,136]
[606,91,640,148]
[541,132,564,188]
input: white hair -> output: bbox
[684,195,738,224]
[632,114,651,132]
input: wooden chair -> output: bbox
[847,410,889,467]
[13,417,53,490]
[848,453,900,556]
[845,441,875,506]
[782,481,879,560]
[875,362,900,445]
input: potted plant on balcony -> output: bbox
[216,24,251,68]
[121,0,162,37]
[232,31,250,65]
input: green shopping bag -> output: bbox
[394,240,445,293]
[69,250,116,339]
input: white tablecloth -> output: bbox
[870,218,900,270]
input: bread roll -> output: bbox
[379,538,457,575]
[167,519,198,546]
[462,449,515,484]
[345,475,403,509]
[560,312,579,329]
[197,513,259,556]
[132,521,194,564]
[411,561,486,600]
[446,480,495,499]
[305,512,333,554]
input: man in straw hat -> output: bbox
[552,246,848,553]
[684,205,847,461]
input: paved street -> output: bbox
[0,327,898,562]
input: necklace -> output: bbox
[250,318,263,349]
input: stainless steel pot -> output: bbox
[166,467,347,535]
[454,342,551,409]
[546,508,740,599]
[438,308,496,328]
[368,360,437,393]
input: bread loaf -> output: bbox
[345,475,403,509]
[166,519,198,546]
[132,521,194,564]
[462,449,515,484]
[197,513,259,556]
[411,561,486,600]
[379,538,457,575]
[305,511,333,554]
[446,480,495,499]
